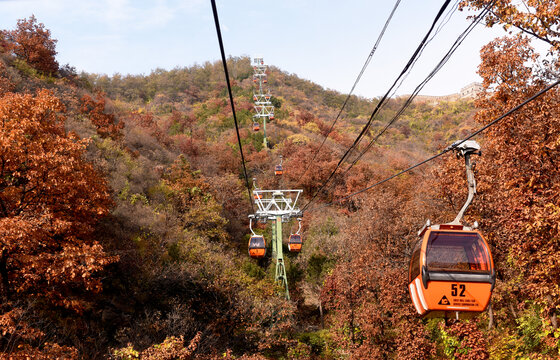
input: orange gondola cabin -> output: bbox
[408,223,495,318]
[274,165,283,176]
[248,235,266,259]
[288,234,302,252]
[253,122,260,131]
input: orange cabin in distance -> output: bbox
[408,223,495,318]
[288,234,302,252]
[248,235,266,259]
[274,165,283,176]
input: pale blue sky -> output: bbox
[0,0,511,97]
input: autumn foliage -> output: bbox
[0,89,115,356]
[470,35,560,327]
[1,6,560,358]
[2,15,58,75]
[0,63,14,95]
[80,92,124,140]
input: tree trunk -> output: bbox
[0,250,9,301]
[546,295,558,330]
[509,303,518,319]
[319,302,324,329]
[350,308,355,344]
[487,301,494,330]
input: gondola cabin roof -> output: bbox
[418,223,466,237]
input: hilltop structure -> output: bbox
[404,82,483,105]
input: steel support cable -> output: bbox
[332,2,493,185]
[366,1,460,124]
[386,0,461,101]
[299,0,402,181]
[307,78,560,213]
[363,0,460,140]
[301,0,452,212]
[211,0,255,213]
[305,0,492,211]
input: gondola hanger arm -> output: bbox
[296,218,302,235]
[249,215,256,236]
[450,140,481,225]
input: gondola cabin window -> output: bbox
[426,231,491,273]
[251,236,265,248]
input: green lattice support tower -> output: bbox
[273,216,289,300]
[263,118,268,149]
[252,57,273,150]
[251,190,302,301]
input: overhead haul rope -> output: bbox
[321,1,495,192]
[385,0,461,101]
[301,0,453,212]
[211,0,255,213]
[307,78,560,212]
[299,0,402,181]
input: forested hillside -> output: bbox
[0,1,559,358]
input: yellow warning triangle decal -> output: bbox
[438,295,450,305]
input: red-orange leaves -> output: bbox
[0,89,115,310]
[446,321,489,360]
[460,0,560,53]
[4,15,59,75]
[80,92,124,140]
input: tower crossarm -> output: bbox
[252,189,302,219]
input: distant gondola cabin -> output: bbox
[288,234,302,252]
[253,122,260,131]
[408,224,495,318]
[248,235,266,259]
[274,165,283,176]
